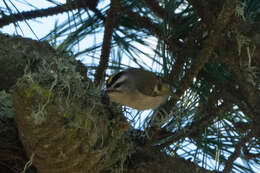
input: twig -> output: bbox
[187,0,222,25]
[171,0,238,103]
[151,0,238,133]
[121,6,186,62]
[168,22,207,81]
[223,136,248,173]
[155,93,225,149]
[94,0,119,86]
[142,0,168,19]
[243,147,260,159]
[122,7,169,44]
[21,153,35,173]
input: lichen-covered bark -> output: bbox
[0,33,131,173]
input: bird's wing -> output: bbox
[128,69,159,96]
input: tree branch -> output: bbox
[243,147,260,160]
[0,0,104,28]
[156,91,226,149]
[187,0,224,25]
[121,7,169,43]
[128,148,221,173]
[223,136,248,173]
[142,0,168,19]
[0,33,130,173]
[176,0,237,96]
[164,0,238,111]
[94,0,119,86]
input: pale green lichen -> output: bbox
[236,33,258,86]
[235,1,246,21]
[14,49,132,173]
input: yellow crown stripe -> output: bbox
[107,74,116,84]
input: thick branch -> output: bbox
[128,148,221,173]
[175,0,237,98]
[187,0,224,25]
[0,34,56,90]
[1,33,130,173]
[216,33,260,138]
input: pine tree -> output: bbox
[0,0,260,172]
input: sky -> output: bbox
[0,0,65,38]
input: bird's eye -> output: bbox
[114,82,124,88]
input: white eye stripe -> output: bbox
[112,74,127,87]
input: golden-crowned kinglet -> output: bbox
[105,68,171,110]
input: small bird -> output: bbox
[105,68,171,110]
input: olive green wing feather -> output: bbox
[128,69,159,96]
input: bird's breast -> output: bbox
[107,90,169,110]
